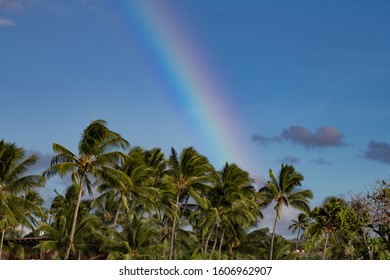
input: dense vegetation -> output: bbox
[1,120,389,260]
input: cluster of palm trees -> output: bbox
[1,120,389,260]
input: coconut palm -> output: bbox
[95,146,160,234]
[258,234,297,260]
[308,196,347,260]
[289,212,310,251]
[20,190,45,235]
[143,147,167,187]
[43,120,129,259]
[0,140,44,259]
[38,209,103,259]
[165,147,213,260]
[258,164,313,260]
[235,228,269,259]
[101,215,166,260]
[93,188,119,231]
[37,185,104,259]
[199,162,260,259]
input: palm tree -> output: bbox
[101,215,166,260]
[43,120,129,259]
[143,147,167,187]
[38,209,103,259]
[93,187,119,231]
[20,190,45,235]
[236,228,269,259]
[289,212,310,251]
[0,140,44,259]
[38,185,104,259]
[308,196,346,260]
[96,146,160,234]
[258,164,313,260]
[199,162,260,259]
[165,147,213,260]
[258,234,297,260]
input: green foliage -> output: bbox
[2,120,389,260]
[258,164,313,259]
[0,140,44,259]
[310,197,345,232]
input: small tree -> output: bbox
[309,197,347,259]
[350,180,390,257]
[0,140,44,259]
[289,212,310,251]
[258,164,313,260]
[44,120,129,259]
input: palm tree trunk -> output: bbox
[322,231,329,260]
[169,216,177,260]
[111,193,123,239]
[209,223,220,260]
[269,211,279,260]
[0,229,5,260]
[228,243,233,260]
[296,227,301,251]
[218,229,225,260]
[203,220,217,259]
[174,229,178,260]
[179,196,190,220]
[169,191,181,260]
[64,175,85,260]
[171,195,189,260]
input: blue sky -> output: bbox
[1,0,390,233]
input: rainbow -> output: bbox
[112,1,256,171]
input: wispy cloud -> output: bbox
[252,125,346,149]
[0,0,37,11]
[25,150,54,172]
[311,158,333,165]
[276,155,300,165]
[0,0,23,10]
[251,133,282,145]
[253,174,267,189]
[362,140,390,164]
[259,204,304,238]
[0,18,15,26]
[0,0,36,26]
[282,126,345,148]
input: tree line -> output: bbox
[1,120,389,260]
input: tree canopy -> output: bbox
[1,120,389,260]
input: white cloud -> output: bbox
[259,203,304,239]
[0,18,16,26]
[25,149,54,172]
[252,125,346,149]
[311,158,332,165]
[363,140,390,164]
[275,155,300,165]
[253,174,267,189]
[0,0,23,10]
